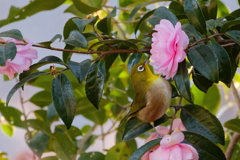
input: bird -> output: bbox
[121,58,172,127]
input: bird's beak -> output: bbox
[144,56,150,65]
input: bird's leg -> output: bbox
[150,122,162,138]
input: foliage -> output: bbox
[0,0,240,159]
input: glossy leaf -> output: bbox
[182,23,202,43]
[184,0,207,34]
[97,7,116,35]
[181,104,225,145]
[63,30,88,48]
[85,59,106,109]
[78,152,105,160]
[19,56,65,81]
[134,10,155,35]
[28,131,49,157]
[129,139,160,160]
[38,34,62,48]
[72,16,98,32]
[26,119,51,135]
[0,29,24,41]
[148,6,178,27]
[220,19,240,33]
[47,103,58,123]
[128,0,166,21]
[0,42,17,66]
[51,133,77,159]
[192,73,213,93]
[224,119,240,133]
[0,124,14,137]
[174,60,193,103]
[208,41,232,86]
[122,115,168,141]
[72,0,99,14]
[6,72,50,106]
[29,90,52,108]
[105,142,133,160]
[225,30,240,45]
[127,53,142,73]
[183,131,226,160]
[187,44,219,83]
[0,0,65,27]
[67,59,91,83]
[104,53,118,72]
[52,73,76,129]
[90,39,138,50]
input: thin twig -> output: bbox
[188,33,224,47]
[102,5,147,15]
[225,132,240,160]
[221,43,236,47]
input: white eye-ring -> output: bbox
[137,65,145,72]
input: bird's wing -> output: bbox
[119,93,147,125]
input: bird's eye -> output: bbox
[137,65,144,72]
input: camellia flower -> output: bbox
[141,118,198,160]
[0,39,38,79]
[150,19,189,79]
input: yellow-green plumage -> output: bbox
[122,62,172,123]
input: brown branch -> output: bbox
[221,43,236,47]
[225,132,240,160]
[188,33,224,47]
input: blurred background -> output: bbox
[0,0,239,159]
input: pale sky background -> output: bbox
[0,0,239,159]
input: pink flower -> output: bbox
[142,118,187,160]
[150,19,189,79]
[0,39,38,79]
[142,131,199,160]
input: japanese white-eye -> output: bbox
[122,59,172,124]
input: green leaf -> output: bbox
[67,59,91,83]
[200,0,217,20]
[55,125,82,139]
[127,53,142,73]
[208,41,232,86]
[85,59,106,109]
[129,139,160,160]
[0,29,24,41]
[220,19,240,33]
[47,103,58,123]
[184,0,207,34]
[28,131,49,157]
[104,54,118,72]
[169,1,185,15]
[90,39,138,50]
[182,24,202,43]
[97,7,116,35]
[0,105,26,128]
[26,119,51,135]
[134,9,155,35]
[63,30,88,48]
[0,124,14,137]
[122,115,168,141]
[38,34,62,48]
[187,44,219,83]
[173,60,193,103]
[82,108,107,125]
[148,6,178,27]
[72,0,99,14]
[78,152,105,160]
[183,131,226,160]
[41,156,58,160]
[105,142,133,160]
[192,73,213,93]
[52,73,76,129]
[72,16,98,32]
[0,42,17,66]
[128,0,166,21]
[6,72,50,106]
[34,110,47,122]
[64,5,87,18]
[29,90,52,108]
[224,119,240,133]
[0,0,65,27]
[51,133,77,159]
[225,30,240,45]
[19,56,65,81]
[181,104,225,145]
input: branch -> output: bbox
[102,5,147,15]
[188,33,225,47]
[231,81,240,111]
[225,132,240,160]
